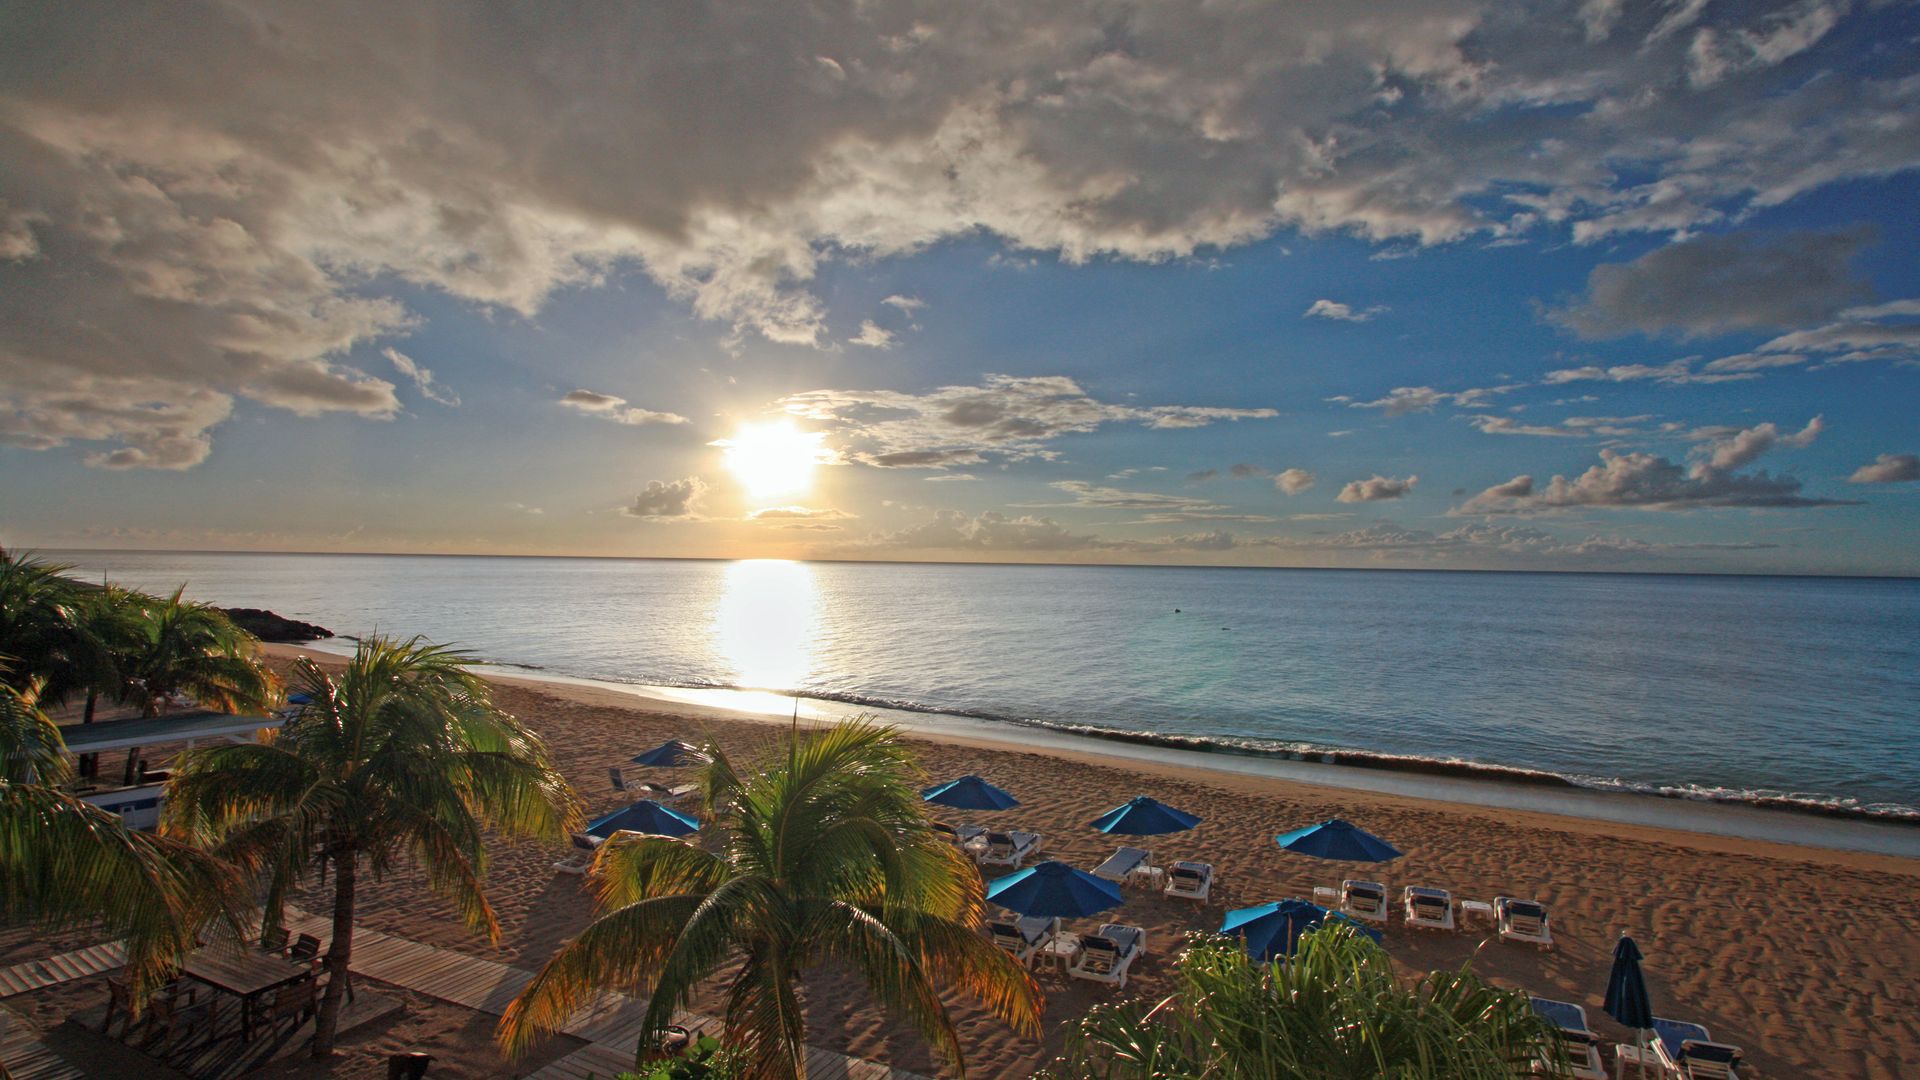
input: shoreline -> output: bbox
[287,638,1920,858]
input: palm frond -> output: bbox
[0,680,70,786]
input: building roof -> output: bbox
[58,711,282,755]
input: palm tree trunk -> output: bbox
[311,849,356,1058]
[79,693,98,778]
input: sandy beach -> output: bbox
[224,646,1910,1079]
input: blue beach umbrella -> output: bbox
[1605,934,1657,1076]
[985,860,1124,919]
[584,799,701,839]
[921,775,1020,812]
[1219,899,1382,962]
[1274,818,1402,862]
[631,739,705,767]
[1090,796,1202,836]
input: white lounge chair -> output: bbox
[1341,880,1389,924]
[1402,886,1455,931]
[1496,896,1553,948]
[1629,1018,1741,1079]
[1090,847,1150,884]
[637,781,699,802]
[987,915,1058,967]
[932,821,986,846]
[1529,997,1607,1079]
[1067,924,1146,988]
[551,832,604,876]
[976,831,1042,869]
[1163,860,1212,903]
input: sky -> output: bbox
[2,0,1918,575]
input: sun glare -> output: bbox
[717,421,830,497]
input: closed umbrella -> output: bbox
[921,775,1020,812]
[1605,934,1656,1078]
[1274,818,1402,862]
[1089,796,1202,835]
[985,860,1123,919]
[631,739,705,767]
[584,799,701,839]
[1219,899,1381,962]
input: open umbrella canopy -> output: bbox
[1220,899,1382,962]
[630,739,706,767]
[921,774,1020,811]
[1274,818,1402,862]
[1089,795,1202,835]
[584,799,701,838]
[1604,934,1655,1029]
[985,860,1124,919]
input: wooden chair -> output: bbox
[259,925,291,953]
[100,975,137,1038]
[288,933,323,965]
[252,978,318,1040]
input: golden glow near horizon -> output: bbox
[712,559,819,691]
[715,421,832,498]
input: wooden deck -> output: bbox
[0,1004,87,1080]
[0,914,929,1080]
[272,910,933,1080]
[0,942,129,999]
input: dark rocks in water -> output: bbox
[222,607,333,643]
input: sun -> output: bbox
[716,421,831,497]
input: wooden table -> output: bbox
[181,947,314,1040]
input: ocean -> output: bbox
[53,550,1920,823]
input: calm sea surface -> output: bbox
[53,551,1920,818]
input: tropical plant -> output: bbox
[119,588,279,719]
[0,677,247,1001]
[164,636,581,1057]
[497,720,1042,1080]
[1040,924,1568,1080]
[0,548,86,697]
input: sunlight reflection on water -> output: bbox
[712,559,818,691]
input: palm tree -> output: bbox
[0,548,87,697]
[1041,924,1568,1079]
[497,720,1041,1080]
[164,637,581,1057]
[0,677,246,1002]
[120,588,279,719]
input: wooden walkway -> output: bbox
[0,942,129,999]
[0,1004,87,1080]
[273,910,931,1080]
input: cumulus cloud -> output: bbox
[1540,359,1756,386]
[1693,415,1822,472]
[1275,467,1316,495]
[1347,384,1518,416]
[1849,453,1920,484]
[1468,413,1655,438]
[384,348,459,407]
[881,295,925,312]
[1337,474,1419,502]
[5,1,1916,466]
[849,320,896,349]
[625,477,706,519]
[865,509,1100,551]
[1549,229,1874,339]
[780,374,1274,469]
[1460,417,1849,513]
[1303,299,1385,322]
[560,390,690,426]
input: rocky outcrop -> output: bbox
[222,607,334,642]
